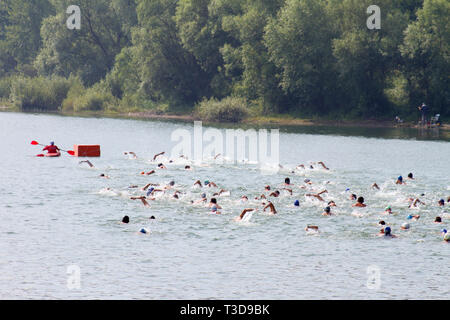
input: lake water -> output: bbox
[1,111,449,299]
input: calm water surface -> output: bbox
[0,112,449,299]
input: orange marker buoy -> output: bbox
[73,145,101,157]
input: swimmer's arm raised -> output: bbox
[239,208,255,220]
[153,151,165,161]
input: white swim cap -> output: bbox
[401,223,410,230]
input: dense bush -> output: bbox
[196,97,249,122]
[10,76,74,111]
[72,87,116,112]
[0,77,13,99]
[61,78,86,112]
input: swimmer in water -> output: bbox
[407,214,420,221]
[282,188,293,195]
[304,179,312,185]
[409,198,425,208]
[124,152,137,159]
[284,178,291,186]
[157,163,167,169]
[164,181,176,189]
[141,183,159,191]
[372,183,380,190]
[144,187,159,197]
[193,193,207,204]
[328,200,337,207]
[352,196,366,207]
[396,176,406,185]
[269,190,281,198]
[265,185,271,191]
[438,199,445,207]
[263,202,277,214]
[172,190,182,198]
[442,230,450,242]
[317,161,329,170]
[378,220,386,226]
[79,160,94,168]
[204,180,218,188]
[378,226,397,238]
[306,190,328,202]
[130,196,151,207]
[294,200,300,207]
[382,206,392,215]
[407,173,414,180]
[322,206,333,216]
[212,189,229,197]
[305,225,319,232]
[141,170,155,175]
[349,194,357,201]
[235,208,256,221]
[153,151,165,161]
[401,222,410,230]
[255,194,267,200]
[209,198,222,209]
[193,180,203,187]
[122,216,130,224]
[185,165,192,170]
[241,195,249,202]
[99,173,110,179]
[435,217,442,223]
[210,205,221,214]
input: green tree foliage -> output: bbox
[124,0,211,108]
[0,0,447,120]
[329,0,411,118]
[0,0,54,76]
[265,0,336,115]
[400,0,449,116]
[35,0,137,85]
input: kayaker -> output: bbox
[42,141,60,155]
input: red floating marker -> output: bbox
[73,145,101,157]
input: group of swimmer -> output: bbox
[79,150,450,241]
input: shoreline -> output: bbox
[2,106,448,131]
[124,111,450,131]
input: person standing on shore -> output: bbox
[418,103,429,125]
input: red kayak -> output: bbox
[37,152,61,157]
[46,152,61,157]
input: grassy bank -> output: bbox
[2,102,449,131]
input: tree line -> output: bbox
[0,0,448,121]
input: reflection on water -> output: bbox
[209,122,449,142]
[14,110,450,142]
